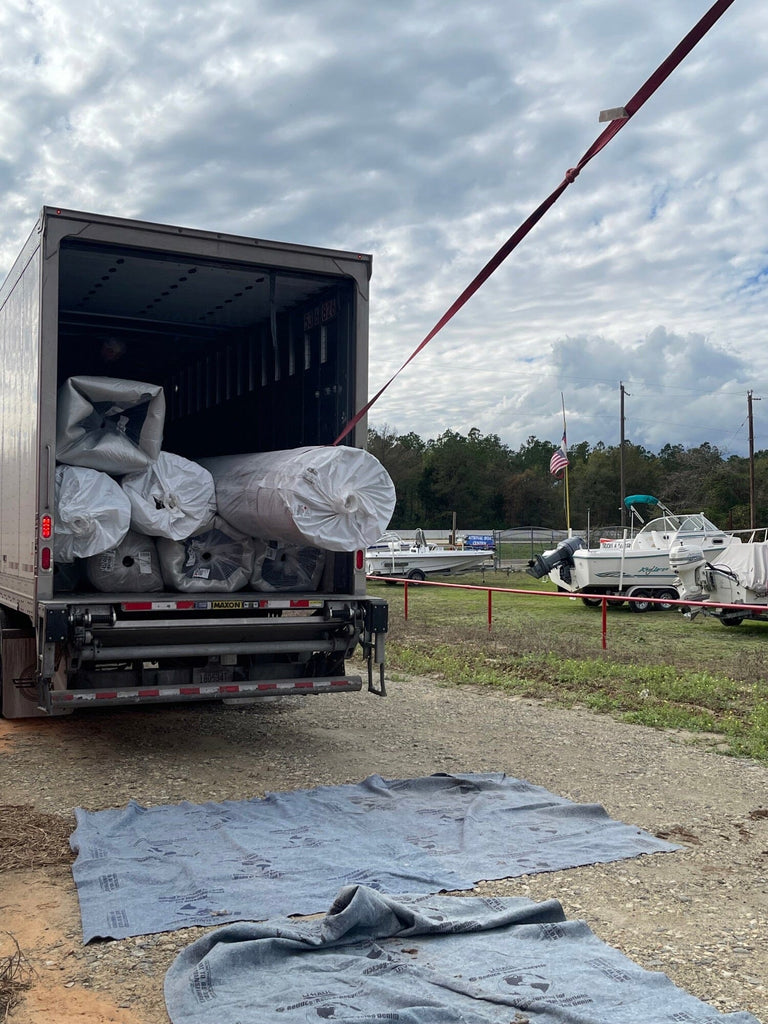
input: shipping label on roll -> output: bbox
[100,551,116,573]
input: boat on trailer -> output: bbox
[670,538,768,626]
[365,529,493,581]
[526,495,736,611]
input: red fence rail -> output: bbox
[368,576,767,650]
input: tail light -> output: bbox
[41,514,53,571]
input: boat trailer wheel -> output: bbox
[629,590,652,613]
[720,615,744,627]
[656,589,678,612]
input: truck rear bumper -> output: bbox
[49,674,363,709]
[2,595,387,718]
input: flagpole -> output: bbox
[561,393,571,534]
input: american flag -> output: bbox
[549,432,569,478]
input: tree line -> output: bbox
[367,425,768,532]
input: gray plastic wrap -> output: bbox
[85,531,164,592]
[56,376,165,473]
[157,517,255,593]
[251,540,326,592]
[121,452,217,540]
[201,446,396,551]
[54,465,132,563]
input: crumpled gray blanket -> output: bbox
[165,885,760,1024]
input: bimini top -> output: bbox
[623,494,659,508]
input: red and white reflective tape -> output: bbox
[120,598,323,612]
[50,676,361,706]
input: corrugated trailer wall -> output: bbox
[0,237,41,618]
[163,281,357,456]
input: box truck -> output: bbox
[0,207,388,718]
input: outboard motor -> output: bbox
[669,542,709,601]
[526,536,585,580]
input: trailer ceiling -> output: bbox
[57,240,335,332]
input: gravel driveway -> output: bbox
[1,666,766,1023]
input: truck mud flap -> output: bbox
[49,675,363,708]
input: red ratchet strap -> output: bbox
[334,0,736,446]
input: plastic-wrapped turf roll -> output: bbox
[85,530,164,592]
[56,375,165,474]
[157,517,255,593]
[251,540,326,592]
[201,446,396,551]
[122,451,216,540]
[54,465,131,563]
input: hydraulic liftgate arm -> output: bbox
[362,598,387,696]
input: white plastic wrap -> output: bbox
[251,540,326,593]
[56,375,165,473]
[84,531,164,592]
[201,446,396,551]
[54,465,132,563]
[157,517,255,593]
[121,452,217,541]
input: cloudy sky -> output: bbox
[1,0,765,456]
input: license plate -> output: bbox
[193,668,234,684]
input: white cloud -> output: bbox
[1,0,767,456]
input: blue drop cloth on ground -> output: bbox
[164,885,760,1024]
[70,772,678,942]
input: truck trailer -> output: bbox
[0,207,388,718]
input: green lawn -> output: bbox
[366,568,768,763]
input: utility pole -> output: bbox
[620,382,629,528]
[748,390,761,529]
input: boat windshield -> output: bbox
[637,513,721,538]
[675,514,721,535]
[639,514,681,535]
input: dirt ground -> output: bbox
[1,668,767,1023]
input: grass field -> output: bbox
[366,568,768,764]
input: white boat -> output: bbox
[526,495,737,611]
[365,529,493,580]
[670,538,768,626]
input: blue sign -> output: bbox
[464,534,494,550]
